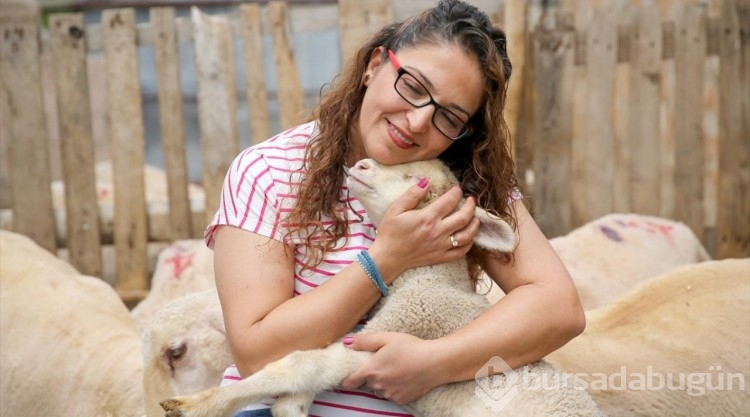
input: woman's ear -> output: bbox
[364,46,386,82]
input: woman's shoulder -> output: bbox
[235,121,317,170]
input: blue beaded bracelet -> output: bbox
[356,250,389,297]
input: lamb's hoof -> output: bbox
[160,398,187,417]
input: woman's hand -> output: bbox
[367,182,480,282]
[340,332,444,405]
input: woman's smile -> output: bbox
[388,121,416,149]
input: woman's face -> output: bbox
[353,44,485,166]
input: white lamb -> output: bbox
[160,158,600,417]
[142,289,233,417]
[546,257,750,416]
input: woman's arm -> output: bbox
[214,182,478,377]
[214,225,382,376]
[342,201,585,403]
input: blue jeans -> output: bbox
[233,410,273,417]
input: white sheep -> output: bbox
[132,239,216,331]
[546,257,750,416]
[0,230,146,417]
[0,231,230,417]
[142,289,233,417]
[159,158,601,417]
[482,213,712,308]
[549,213,712,310]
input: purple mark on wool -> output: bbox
[600,225,623,242]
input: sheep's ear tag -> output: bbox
[473,208,516,253]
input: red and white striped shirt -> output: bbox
[204,121,414,416]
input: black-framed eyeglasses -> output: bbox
[387,49,473,141]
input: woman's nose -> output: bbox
[405,105,433,133]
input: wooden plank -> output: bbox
[240,3,271,144]
[569,4,592,228]
[151,7,193,240]
[657,0,678,221]
[192,7,240,226]
[0,6,57,253]
[101,8,149,291]
[672,3,706,240]
[268,1,306,129]
[48,13,103,277]
[717,0,750,257]
[582,7,618,221]
[531,10,575,238]
[337,0,392,65]
[612,12,632,213]
[628,3,662,216]
[218,14,240,156]
[702,9,722,257]
[503,0,527,161]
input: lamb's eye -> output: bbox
[403,173,413,180]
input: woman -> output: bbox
[204,0,585,415]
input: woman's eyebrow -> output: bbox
[404,65,472,118]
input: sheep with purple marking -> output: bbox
[483,213,712,309]
[159,158,600,417]
[549,213,711,310]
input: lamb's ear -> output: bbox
[473,207,516,253]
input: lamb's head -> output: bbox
[346,158,516,253]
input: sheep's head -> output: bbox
[346,158,516,253]
[141,289,232,417]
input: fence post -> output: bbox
[0,2,56,253]
[531,9,575,238]
[337,0,392,64]
[48,13,103,277]
[192,7,240,226]
[240,3,271,145]
[101,8,149,298]
[151,7,193,241]
[268,1,306,129]
[717,0,750,258]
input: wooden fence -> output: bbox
[0,0,747,303]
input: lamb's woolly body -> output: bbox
[160,159,600,417]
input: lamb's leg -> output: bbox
[161,344,369,417]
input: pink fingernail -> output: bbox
[343,336,353,346]
[417,178,429,189]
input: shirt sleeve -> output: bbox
[204,149,283,248]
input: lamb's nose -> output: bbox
[354,159,372,171]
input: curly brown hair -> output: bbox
[283,0,518,282]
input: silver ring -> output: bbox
[450,234,459,248]
[374,390,385,398]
